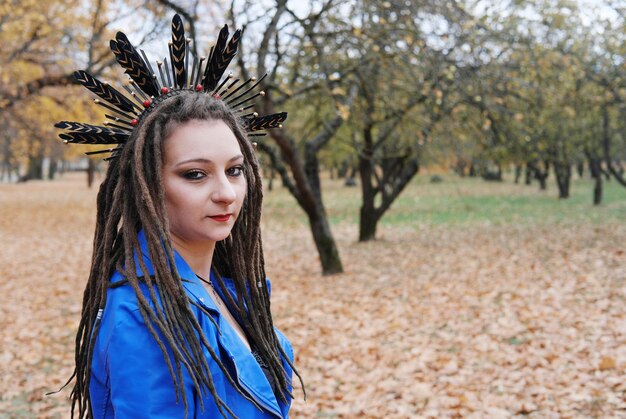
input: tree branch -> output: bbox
[255,141,304,205]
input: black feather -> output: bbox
[111,32,159,97]
[171,14,187,88]
[55,121,127,134]
[245,112,288,131]
[209,29,241,92]
[59,131,129,145]
[202,25,230,91]
[73,71,137,113]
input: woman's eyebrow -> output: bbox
[175,155,243,167]
[175,158,211,167]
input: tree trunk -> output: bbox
[576,161,584,178]
[469,160,477,177]
[257,139,344,275]
[593,175,602,205]
[230,0,346,275]
[554,161,571,199]
[454,159,467,177]
[87,159,95,188]
[304,143,323,204]
[48,159,58,180]
[615,160,624,176]
[359,205,379,242]
[601,103,626,187]
[344,166,357,187]
[337,160,349,178]
[27,155,44,180]
[268,166,275,191]
[534,161,549,190]
[358,123,377,241]
[589,158,603,205]
[302,146,344,272]
[537,175,547,190]
[525,162,533,185]
[1,135,11,182]
[358,125,377,241]
[514,164,522,184]
[357,127,420,242]
[308,209,343,275]
[261,116,345,275]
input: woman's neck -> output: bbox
[169,234,215,279]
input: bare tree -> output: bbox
[228,0,351,274]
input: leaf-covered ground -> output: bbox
[1,173,624,418]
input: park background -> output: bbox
[0,0,625,417]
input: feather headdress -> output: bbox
[55,14,286,158]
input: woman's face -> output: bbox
[162,119,247,247]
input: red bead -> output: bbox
[131,119,138,126]
[143,99,152,107]
[195,84,203,92]
[161,87,169,94]
[212,93,221,100]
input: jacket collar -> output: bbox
[132,230,283,417]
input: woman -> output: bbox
[56,14,300,419]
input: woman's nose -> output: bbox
[211,174,237,204]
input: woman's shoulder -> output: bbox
[105,271,152,312]
[97,274,148,347]
[100,271,185,341]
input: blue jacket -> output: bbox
[89,231,294,418]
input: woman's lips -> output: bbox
[208,214,231,222]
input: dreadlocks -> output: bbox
[70,91,301,418]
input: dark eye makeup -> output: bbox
[180,165,244,181]
[182,170,206,180]
[227,165,244,177]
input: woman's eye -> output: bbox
[182,170,205,180]
[227,165,244,177]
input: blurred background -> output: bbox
[0,0,624,417]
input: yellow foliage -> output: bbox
[331,87,346,97]
[0,0,137,168]
[563,106,576,118]
[336,103,350,121]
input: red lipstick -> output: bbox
[209,214,231,222]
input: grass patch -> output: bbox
[262,174,626,227]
